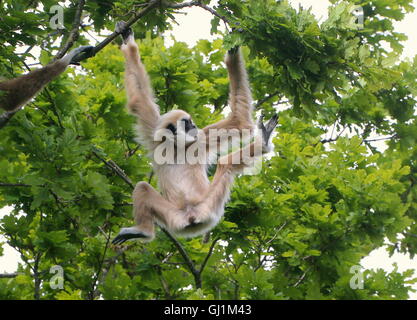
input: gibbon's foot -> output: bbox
[112,227,152,245]
[115,21,134,44]
[68,45,95,65]
[258,113,279,152]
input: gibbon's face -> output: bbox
[156,110,199,146]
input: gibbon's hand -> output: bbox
[258,113,279,152]
[228,26,244,55]
[115,21,134,44]
[68,45,95,65]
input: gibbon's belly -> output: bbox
[156,163,210,205]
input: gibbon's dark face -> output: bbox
[166,118,197,135]
[157,110,199,146]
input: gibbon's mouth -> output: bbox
[187,128,199,138]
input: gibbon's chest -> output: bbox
[155,164,209,205]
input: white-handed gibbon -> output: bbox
[112,21,278,244]
[0,45,93,112]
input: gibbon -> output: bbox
[112,21,278,244]
[0,45,93,112]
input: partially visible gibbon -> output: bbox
[112,21,278,244]
[0,45,93,112]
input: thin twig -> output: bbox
[89,0,161,58]
[54,0,86,60]
[254,91,281,109]
[92,150,134,189]
[161,228,202,288]
[91,226,112,299]
[0,273,20,278]
[162,0,230,26]
[0,182,31,187]
[199,237,220,274]
[294,268,310,287]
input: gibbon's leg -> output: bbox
[0,45,93,112]
[116,21,160,149]
[112,182,186,245]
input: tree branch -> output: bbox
[0,273,20,278]
[54,0,86,60]
[161,228,202,288]
[162,0,230,26]
[90,226,112,300]
[87,0,161,59]
[92,150,135,189]
[254,91,282,110]
[199,237,220,274]
[0,182,31,187]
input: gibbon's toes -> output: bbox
[265,113,279,132]
[115,21,133,43]
[258,112,279,144]
[111,227,150,245]
[69,45,95,65]
[227,46,240,55]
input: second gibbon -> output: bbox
[0,46,93,112]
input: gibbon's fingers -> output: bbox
[115,21,134,44]
[228,26,244,54]
[111,227,150,245]
[68,45,95,65]
[228,45,240,55]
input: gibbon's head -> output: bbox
[155,110,199,146]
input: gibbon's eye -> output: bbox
[181,118,195,132]
[167,123,176,135]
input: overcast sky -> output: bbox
[1,0,416,299]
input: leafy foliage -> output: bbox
[1,0,417,300]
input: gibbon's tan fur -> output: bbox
[112,22,277,244]
[0,46,93,112]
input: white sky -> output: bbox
[1,0,417,299]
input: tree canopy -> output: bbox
[0,0,417,300]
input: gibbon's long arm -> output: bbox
[116,21,161,150]
[0,46,93,112]
[202,47,254,137]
